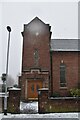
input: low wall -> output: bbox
[38,89,80,113]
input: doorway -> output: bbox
[27,80,43,100]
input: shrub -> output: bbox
[69,88,80,97]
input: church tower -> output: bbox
[19,17,51,100]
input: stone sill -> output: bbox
[59,87,67,90]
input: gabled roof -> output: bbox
[51,39,80,51]
[26,17,46,26]
[23,17,50,34]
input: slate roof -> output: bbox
[51,39,80,51]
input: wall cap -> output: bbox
[49,97,80,100]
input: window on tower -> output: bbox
[34,49,39,66]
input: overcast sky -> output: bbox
[0,0,79,85]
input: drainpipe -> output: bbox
[49,50,53,97]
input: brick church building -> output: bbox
[19,17,79,101]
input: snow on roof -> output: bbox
[9,87,21,91]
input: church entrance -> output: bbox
[27,79,43,100]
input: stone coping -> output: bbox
[49,97,80,100]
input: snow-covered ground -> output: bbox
[0,113,79,119]
[20,101,38,114]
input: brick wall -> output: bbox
[38,89,80,113]
[51,51,79,96]
[38,89,49,113]
[22,19,51,71]
[8,88,21,113]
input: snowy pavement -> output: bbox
[0,113,79,120]
[1,118,79,120]
[20,101,38,114]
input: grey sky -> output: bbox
[0,1,79,85]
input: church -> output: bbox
[19,17,79,101]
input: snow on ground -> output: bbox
[20,101,38,113]
[0,113,79,120]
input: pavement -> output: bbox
[1,118,79,120]
[0,113,79,120]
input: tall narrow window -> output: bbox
[60,63,66,87]
[34,49,39,66]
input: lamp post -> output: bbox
[4,26,11,115]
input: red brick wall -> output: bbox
[38,89,80,113]
[22,27,51,71]
[8,89,21,113]
[52,51,79,96]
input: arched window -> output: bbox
[34,49,39,66]
[60,63,66,87]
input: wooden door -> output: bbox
[27,80,43,99]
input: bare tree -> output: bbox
[7,75,15,87]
